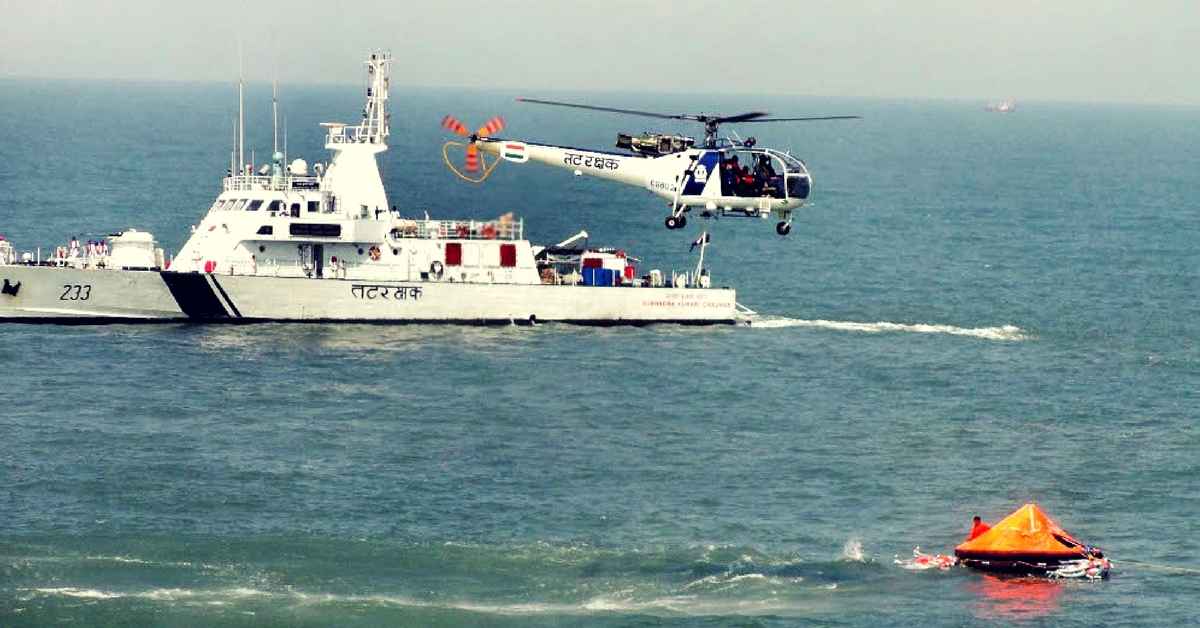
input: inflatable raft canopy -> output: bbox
[954,503,1109,577]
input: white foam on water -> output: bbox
[841,538,867,562]
[744,316,1028,340]
[25,585,275,604]
[728,573,769,583]
[22,581,835,618]
[30,587,123,599]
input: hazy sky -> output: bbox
[3,0,1198,104]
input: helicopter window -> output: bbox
[774,151,807,171]
[754,155,784,198]
[722,152,765,197]
[754,154,777,179]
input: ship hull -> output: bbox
[161,272,737,325]
[0,266,185,322]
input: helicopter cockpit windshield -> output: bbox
[771,150,812,200]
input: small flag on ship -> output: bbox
[690,231,709,251]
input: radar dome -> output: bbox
[289,159,309,176]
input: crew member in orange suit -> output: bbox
[967,516,992,541]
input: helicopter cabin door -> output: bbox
[719,150,770,198]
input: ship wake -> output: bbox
[744,316,1027,341]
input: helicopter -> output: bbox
[441,99,858,236]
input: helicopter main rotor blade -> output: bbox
[739,115,862,123]
[517,99,856,125]
[712,111,770,124]
[518,99,773,125]
[511,97,691,120]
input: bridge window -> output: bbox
[247,200,264,211]
[307,200,320,213]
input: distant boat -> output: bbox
[984,101,1016,114]
[0,230,184,322]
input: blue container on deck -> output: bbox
[582,267,616,286]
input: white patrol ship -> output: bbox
[160,50,738,325]
[0,230,185,322]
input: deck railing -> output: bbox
[390,218,523,241]
[222,174,323,193]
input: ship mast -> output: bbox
[317,50,392,215]
[359,50,390,145]
[237,43,245,175]
[272,79,279,156]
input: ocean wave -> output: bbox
[13,543,879,618]
[27,587,124,600]
[21,586,270,603]
[18,580,838,618]
[744,316,1028,340]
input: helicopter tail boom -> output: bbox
[475,138,652,188]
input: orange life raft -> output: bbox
[954,504,1107,577]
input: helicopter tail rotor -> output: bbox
[442,115,506,183]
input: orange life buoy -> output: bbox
[368,245,381,261]
[482,224,497,239]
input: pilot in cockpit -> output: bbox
[756,154,777,179]
[757,155,782,197]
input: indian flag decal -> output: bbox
[501,142,529,163]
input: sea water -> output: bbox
[1,78,1199,626]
